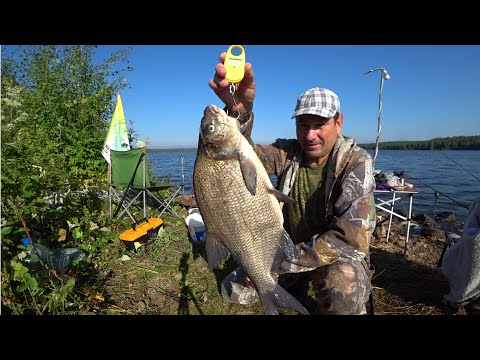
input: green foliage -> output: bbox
[3,46,132,192]
[0,189,116,314]
[1,45,131,241]
[0,45,193,315]
[1,45,133,314]
[42,278,76,314]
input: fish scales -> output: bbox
[197,156,284,291]
[194,104,309,315]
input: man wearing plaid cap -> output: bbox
[209,52,376,315]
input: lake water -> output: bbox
[148,149,480,222]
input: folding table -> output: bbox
[374,187,420,261]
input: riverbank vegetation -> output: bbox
[1,45,135,314]
[360,135,480,150]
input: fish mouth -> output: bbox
[205,104,223,117]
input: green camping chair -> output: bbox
[109,147,183,220]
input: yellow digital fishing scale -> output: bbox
[224,45,246,83]
[224,45,246,118]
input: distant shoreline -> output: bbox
[148,135,480,152]
[148,148,197,152]
[147,147,480,152]
[359,135,480,151]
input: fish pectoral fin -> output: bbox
[206,233,231,270]
[268,187,297,204]
[238,151,257,196]
[271,230,298,272]
[280,229,298,258]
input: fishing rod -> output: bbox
[409,176,470,210]
[364,67,390,169]
[410,154,477,268]
[441,152,480,183]
[409,177,467,267]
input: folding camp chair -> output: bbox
[109,147,183,220]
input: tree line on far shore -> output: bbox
[360,135,480,150]
[147,135,480,152]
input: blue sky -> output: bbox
[96,45,480,149]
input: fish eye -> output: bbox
[208,124,215,133]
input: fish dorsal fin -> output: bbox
[238,150,257,196]
[268,187,297,204]
[206,233,231,270]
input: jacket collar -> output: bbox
[292,134,356,175]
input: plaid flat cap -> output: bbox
[291,87,340,119]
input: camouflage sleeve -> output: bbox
[254,139,298,176]
[229,107,254,143]
[313,152,376,264]
[220,266,259,305]
[234,108,296,177]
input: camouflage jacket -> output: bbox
[240,111,376,265]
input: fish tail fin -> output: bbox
[259,284,309,315]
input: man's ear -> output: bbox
[336,113,344,134]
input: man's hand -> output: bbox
[208,52,256,117]
[278,239,341,274]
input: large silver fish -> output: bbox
[193,104,309,315]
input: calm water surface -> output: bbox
[149,149,480,222]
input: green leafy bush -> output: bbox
[1,45,133,314]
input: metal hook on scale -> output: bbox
[224,45,246,119]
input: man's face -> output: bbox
[296,113,343,164]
